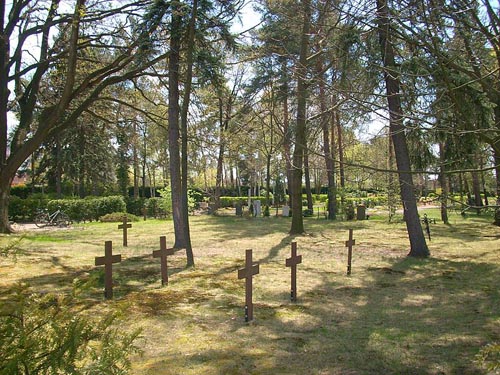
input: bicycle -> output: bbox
[34,207,71,228]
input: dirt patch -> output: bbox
[10,223,76,232]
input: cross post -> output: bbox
[95,241,121,299]
[345,228,355,275]
[153,236,175,285]
[237,249,259,322]
[286,241,302,302]
[118,216,132,247]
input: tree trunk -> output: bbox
[179,0,198,267]
[133,122,139,199]
[168,3,186,250]
[376,0,429,257]
[55,137,62,198]
[290,0,311,234]
[439,142,449,224]
[495,149,500,205]
[281,59,293,208]
[304,150,314,211]
[471,170,483,213]
[320,70,336,220]
[0,175,13,233]
[335,110,345,189]
[214,96,226,210]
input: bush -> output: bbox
[47,196,126,222]
[0,285,141,375]
[303,208,314,217]
[145,197,167,218]
[125,197,146,217]
[8,195,50,222]
[476,342,500,373]
[100,212,140,223]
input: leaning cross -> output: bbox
[237,249,260,322]
[286,241,302,302]
[118,216,132,247]
[153,236,175,285]
[345,228,355,275]
[95,241,121,299]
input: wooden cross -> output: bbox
[95,241,121,299]
[237,249,260,322]
[345,228,355,275]
[153,236,175,285]
[286,241,302,302]
[118,216,132,247]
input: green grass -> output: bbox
[1,209,499,374]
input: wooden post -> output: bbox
[237,249,260,322]
[118,216,132,247]
[95,241,121,299]
[345,229,355,275]
[286,241,302,302]
[153,236,175,285]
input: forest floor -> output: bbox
[1,208,499,374]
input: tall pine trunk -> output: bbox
[168,3,185,250]
[376,0,429,257]
[179,0,198,267]
[439,142,449,224]
[290,0,311,234]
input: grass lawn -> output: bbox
[1,208,499,374]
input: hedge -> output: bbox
[47,196,126,222]
[8,195,49,222]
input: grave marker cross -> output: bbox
[95,241,121,299]
[237,249,260,322]
[153,236,175,285]
[285,241,302,302]
[345,229,355,275]
[118,216,132,247]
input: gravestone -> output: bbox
[237,249,260,322]
[286,241,302,302]
[253,200,262,217]
[345,229,355,275]
[153,236,175,285]
[282,205,290,217]
[235,202,243,216]
[95,241,121,299]
[356,204,366,220]
[118,216,132,247]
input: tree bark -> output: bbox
[290,0,311,234]
[439,142,449,224]
[319,66,336,220]
[214,96,227,210]
[180,0,198,267]
[304,150,314,211]
[376,0,429,257]
[168,2,185,249]
[280,58,293,208]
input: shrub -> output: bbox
[303,208,314,217]
[47,196,126,222]
[125,197,146,216]
[8,194,50,222]
[100,213,140,223]
[0,285,141,375]
[476,342,500,373]
[145,197,167,218]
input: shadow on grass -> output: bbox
[175,256,498,374]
